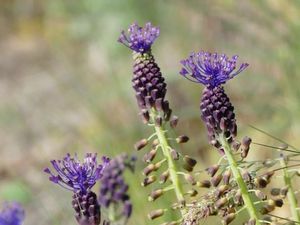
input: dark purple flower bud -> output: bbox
[118,22,159,53]
[72,191,101,225]
[180,51,248,89]
[99,154,135,219]
[0,202,24,225]
[44,153,109,194]
[200,86,237,147]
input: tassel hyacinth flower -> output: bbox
[180,51,248,148]
[180,51,267,224]
[0,202,24,225]
[118,22,171,123]
[119,22,197,221]
[44,153,109,225]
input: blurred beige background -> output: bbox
[1,0,300,224]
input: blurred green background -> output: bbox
[1,0,300,224]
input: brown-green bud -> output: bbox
[183,155,197,168]
[186,189,198,197]
[176,135,189,143]
[159,170,169,184]
[170,149,179,160]
[142,175,156,187]
[148,209,165,220]
[134,138,148,151]
[211,174,222,187]
[206,164,219,177]
[143,164,157,176]
[241,136,251,158]
[216,197,228,209]
[143,149,157,163]
[222,213,235,225]
[197,180,211,188]
[241,136,252,148]
[184,174,196,185]
[242,170,251,182]
[149,189,164,201]
[234,190,243,205]
[280,186,289,197]
[260,200,275,214]
[270,188,280,196]
[216,185,229,198]
[170,116,179,129]
[223,170,231,185]
[255,190,266,200]
[231,141,241,152]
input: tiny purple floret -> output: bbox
[44,153,109,193]
[180,51,249,88]
[0,202,24,225]
[118,22,160,53]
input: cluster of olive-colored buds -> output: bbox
[183,137,287,225]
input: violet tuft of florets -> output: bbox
[180,51,248,89]
[44,153,110,194]
[0,202,24,225]
[180,51,248,149]
[118,22,160,53]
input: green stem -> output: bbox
[219,134,262,225]
[280,156,300,222]
[150,110,186,216]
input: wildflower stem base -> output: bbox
[219,134,262,225]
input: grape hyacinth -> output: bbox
[118,22,171,123]
[44,153,109,225]
[180,51,249,149]
[99,154,136,222]
[0,202,24,225]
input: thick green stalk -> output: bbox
[280,157,300,223]
[219,134,262,225]
[150,110,186,216]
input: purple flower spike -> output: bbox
[180,51,249,88]
[99,154,136,219]
[0,202,24,225]
[118,22,160,53]
[44,153,110,193]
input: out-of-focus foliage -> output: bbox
[0,1,300,224]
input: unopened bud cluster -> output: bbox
[99,154,136,220]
